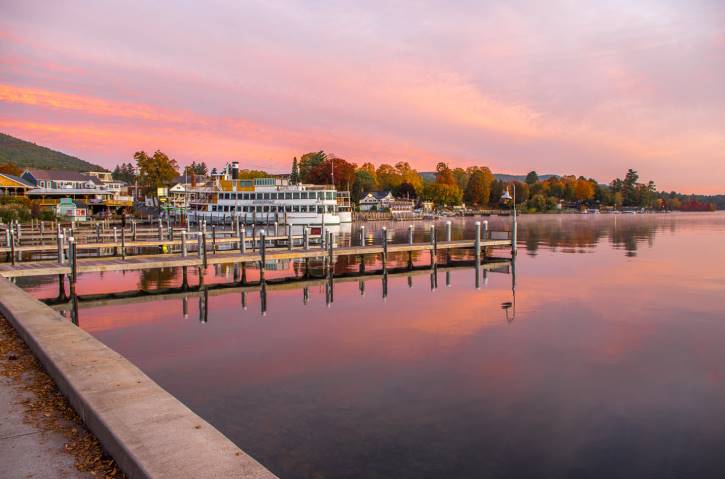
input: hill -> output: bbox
[0,132,106,172]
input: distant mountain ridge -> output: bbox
[0,132,106,172]
[420,171,558,183]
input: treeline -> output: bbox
[107,149,719,211]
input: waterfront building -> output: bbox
[0,173,35,197]
[359,191,395,211]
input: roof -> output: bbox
[24,169,102,184]
[0,173,35,187]
[372,191,393,200]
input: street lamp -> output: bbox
[501,185,517,255]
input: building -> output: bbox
[389,198,415,216]
[359,191,395,211]
[22,169,102,189]
[85,171,113,183]
[55,198,88,221]
[0,173,35,197]
[21,169,132,214]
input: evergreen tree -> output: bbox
[290,157,300,184]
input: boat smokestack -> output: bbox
[231,161,239,180]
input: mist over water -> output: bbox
[21,212,725,478]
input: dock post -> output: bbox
[288,225,293,251]
[430,224,437,267]
[16,221,21,246]
[212,225,216,254]
[181,230,188,257]
[408,225,413,245]
[5,228,10,249]
[303,226,309,250]
[512,210,518,256]
[475,221,481,263]
[274,221,278,237]
[57,231,65,264]
[158,218,163,241]
[445,221,451,264]
[382,227,388,273]
[234,219,241,249]
[252,225,256,251]
[327,231,333,274]
[113,227,118,256]
[96,223,101,243]
[259,231,266,283]
[240,228,246,254]
[482,220,488,259]
[132,220,137,241]
[201,231,208,268]
[9,229,15,266]
[360,226,365,246]
[121,227,126,259]
[69,237,77,290]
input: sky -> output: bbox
[1,0,724,193]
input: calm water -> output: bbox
[23,212,725,478]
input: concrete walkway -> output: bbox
[0,372,88,479]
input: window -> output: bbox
[293,205,299,212]
[326,192,333,200]
[285,192,292,200]
[293,192,300,199]
[263,206,269,212]
[318,192,324,200]
[271,193,277,200]
[263,193,270,200]
[300,192,307,199]
[243,193,249,200]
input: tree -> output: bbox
[452,167,469,192]
[623,169,639,206]
[574,179,595,202]
[422,182,462,207]
[290,157,300,184]
[299,151,327,183]
[111,163,136,183]
[395,182,417,199]
[525,171,539,185]
[395,162,423,195]
[134,150,179,196]
[352,169,377,202]
[376,163,403,192]
[0,162,22,176]
[435,162,456,187]
[463,167,494,206]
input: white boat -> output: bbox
[186,163,342,225]
[337,191,352,223]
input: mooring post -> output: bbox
[132,220,137,241]
[445,221,452,264]
[181,230,188,257]
[303,226,309,250]
[274,221,278,237]
[57,231,65,265]
[234,219,241,249]
[408,224,414,245]
[288,225,293,251]
[252,225,256,251]
[69,237,77,288]
[328,231,334,272]
[9,229,16,266]
[482,220,489,259]
[475,221,481,264]
[158,218,163,241]
[113,227,118,256]
[5,228,10,249]
[240,228,246,254]
[360,225,365,247]
[211,225,217,254]
[121,226,126,259]
[512,209,518,256]
[259,231,266,283]
[430,224,437,267]
[382,226,388,273]
[16,221,21,245]
[96,223,101,243]
[201,230,208,268]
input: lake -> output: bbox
[22,212,725,478]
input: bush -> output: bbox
[0,204,31,222]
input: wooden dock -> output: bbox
[0,239,512,278]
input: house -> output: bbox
[55,198,88,221]
[0,173,35,197]
[389,198,415,216]
[85,171,113,183]
[22,169,102,189]
[359,191,395,211]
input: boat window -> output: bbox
[271,193,277,200]
[243,193,249,200]
[326,192,333,200]
[300,192,307,199]
[285,193,292,200]
[263,193,269,200]
[293,192,300,199]
[285,205,292,212]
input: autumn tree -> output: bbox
[134,150,179,196]
[525,171,539,185]
[435,162,456,187]
[463,167,494,206]
[0,162,22,176]
[299,151,327,183]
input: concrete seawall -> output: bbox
[0,277,277,479]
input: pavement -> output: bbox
[0,374,88,479]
